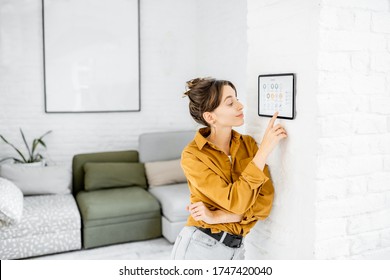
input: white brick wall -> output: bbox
[315,0,390,259]
[245,0,320,259]
[0,0,247,165]
[246,0,390,259]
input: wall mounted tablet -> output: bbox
[258,73,295,120]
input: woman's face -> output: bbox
[211,85,244,128]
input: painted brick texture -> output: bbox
[246,0,390,259]
[315,0,390,259]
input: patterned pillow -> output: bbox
[0,177,24,226]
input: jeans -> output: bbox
[170,226,245,260]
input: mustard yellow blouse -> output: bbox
[181,127,274,236]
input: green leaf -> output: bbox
[31,130,51,155]
[20,128,33,160]
[31,139,39,155]
[33,154,43,162]
[38,139,46,148]
[39,130,52,139]
[0,134,28,163]
[0,130,52,163]
[0,157,17,163]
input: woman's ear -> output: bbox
[203,112,216,126]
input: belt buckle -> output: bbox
[198,228,242,248]
[231,236,242,248]
[222,232,242,248]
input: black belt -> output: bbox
[197,227,243,248]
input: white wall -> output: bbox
[245,0,320,259]
[0,0,247,165]
[315,0,390,259]
[245,0,390,259]
[196,0,248,123]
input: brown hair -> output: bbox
[183,77,237,127]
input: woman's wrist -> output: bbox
[252,149,267,171]
[210,210,242,224]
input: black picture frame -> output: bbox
[258,73,296,120]
[42,0,141,113]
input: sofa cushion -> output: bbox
[145,159,187,186]
[0,164,71,195]
[0,194,81,239]
[76,187,160,226]
[148,183,190,222]
[0,194,81,259]
[72,150,139,195]
[84,162,147,191]
[0,178,23,226]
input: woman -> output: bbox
[171,77,287,260]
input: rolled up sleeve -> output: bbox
[240,165,275,224]
[241,161,269,189]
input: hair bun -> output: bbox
[184,78,202,97]
[186,78,203,90]
[182,77,236,127]
[184,77,214,96]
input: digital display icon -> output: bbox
[258,73,295,120]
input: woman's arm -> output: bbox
[182,113,286,215]
[187,167,274,225]
[253,112,288,170]
[182,153,268,215]
[240,165,275,224]
[187,201,243,224]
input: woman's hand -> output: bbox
[187,202,242,224]
[253,112,288,170]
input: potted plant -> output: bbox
[0,129,52,164]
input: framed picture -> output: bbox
[258,73,295,120]
[42,0,140,113]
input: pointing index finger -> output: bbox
[267,111,279,129]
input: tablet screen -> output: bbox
[258,73,295,119]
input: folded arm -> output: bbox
[187,201,243,224]
[182,151,269,215]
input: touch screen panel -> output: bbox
[258,73,295,120]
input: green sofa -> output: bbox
[72,150,161,249]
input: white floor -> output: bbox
[31,238,174,260]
